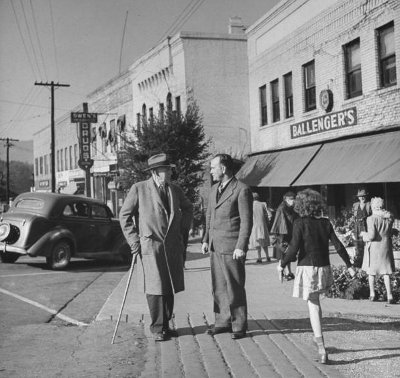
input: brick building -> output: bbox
[86,70,133,216]
[33,109,84,195]
[238,0,400,218]
[130,22,250,156]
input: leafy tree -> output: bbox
[0,160,33,201]
[118,102,211,223]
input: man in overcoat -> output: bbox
[201,154,253,339]
[119,153,193,341]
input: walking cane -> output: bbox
[111,254,138,344]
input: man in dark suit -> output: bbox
[201,154,253,339]
[119,153,193,342]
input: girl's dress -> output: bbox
[281,216,352,300]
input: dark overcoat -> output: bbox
[119,178,193,295]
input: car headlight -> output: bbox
[0,223,20,244]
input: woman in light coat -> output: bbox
[361,197,395,304]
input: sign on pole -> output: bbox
[71,112,97,123]
[78,122,94,170]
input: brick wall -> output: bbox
[247,0,400,153]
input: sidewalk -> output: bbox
[97,239,400,377]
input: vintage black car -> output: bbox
[0,192,130,269]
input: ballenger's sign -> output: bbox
[290,107,357,139]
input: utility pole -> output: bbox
[0,137,19,203]
[35,81,70,192]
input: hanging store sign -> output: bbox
[71,112,97,123]
[78,122,93,169]
[290,107,357,139]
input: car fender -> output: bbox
[27,228,76,257]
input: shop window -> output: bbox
[377,21,396,88]
[344,38,362,98]
[271,79,280,122]
[35,158,38,176]
[259,85,267,126]
[60,150,63,171]
[284,72,293,118]
[303,60,316,111]
[56,151,60,172]
[39,156,43,175]
[175,96,181,115]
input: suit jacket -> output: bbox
[203,177,253,254]
[119,178,193,295]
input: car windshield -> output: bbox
[14,198,44,210]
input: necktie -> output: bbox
[217,184,223,202]
[159,184,170,215]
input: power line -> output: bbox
[119,11,129,75]
[48,0,60,79]
[30,0,48,80]
[169,0,205,36]
[9,0,38,79]
[19,0,43,79]
[0,98,70,111]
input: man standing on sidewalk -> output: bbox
[119,153,193,342]
[202,154,253,339]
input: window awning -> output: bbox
[293,130,400,185]
[236,144,321,187]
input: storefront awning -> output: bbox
[293,131,400,185]
[236,144,321,187]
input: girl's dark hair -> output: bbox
[294,188,327,217]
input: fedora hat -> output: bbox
[356,188,368,197]
[144,153,175,171]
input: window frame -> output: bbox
[377,21,396,88]
[344,38,362,99]
[284,72,293,118]
[303,60,316,112]
[271,79,280,123]
[259,85,267,126]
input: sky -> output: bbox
[0,0,280,142]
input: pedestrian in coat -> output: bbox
[277,189,355,364]
[270,191,298,280]
[119,153,193,341]
[360,197,395,304]
[249,192,271,263]
[201,154,253,339]
[352,188,372,268]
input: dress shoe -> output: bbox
[153,332,166,342]
[387,297,395,304]
[256,259,262,263]
[369,296,377,302]
[163,328,178,337]
[206,326,231,336]
[231,331,246,340]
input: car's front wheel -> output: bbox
[46,241,71,270]
[0,252,20,263]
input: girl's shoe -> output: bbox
[387,297,394,304]
[319,351,328,364]
[369,296,377,302]
[256,259,262,263]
